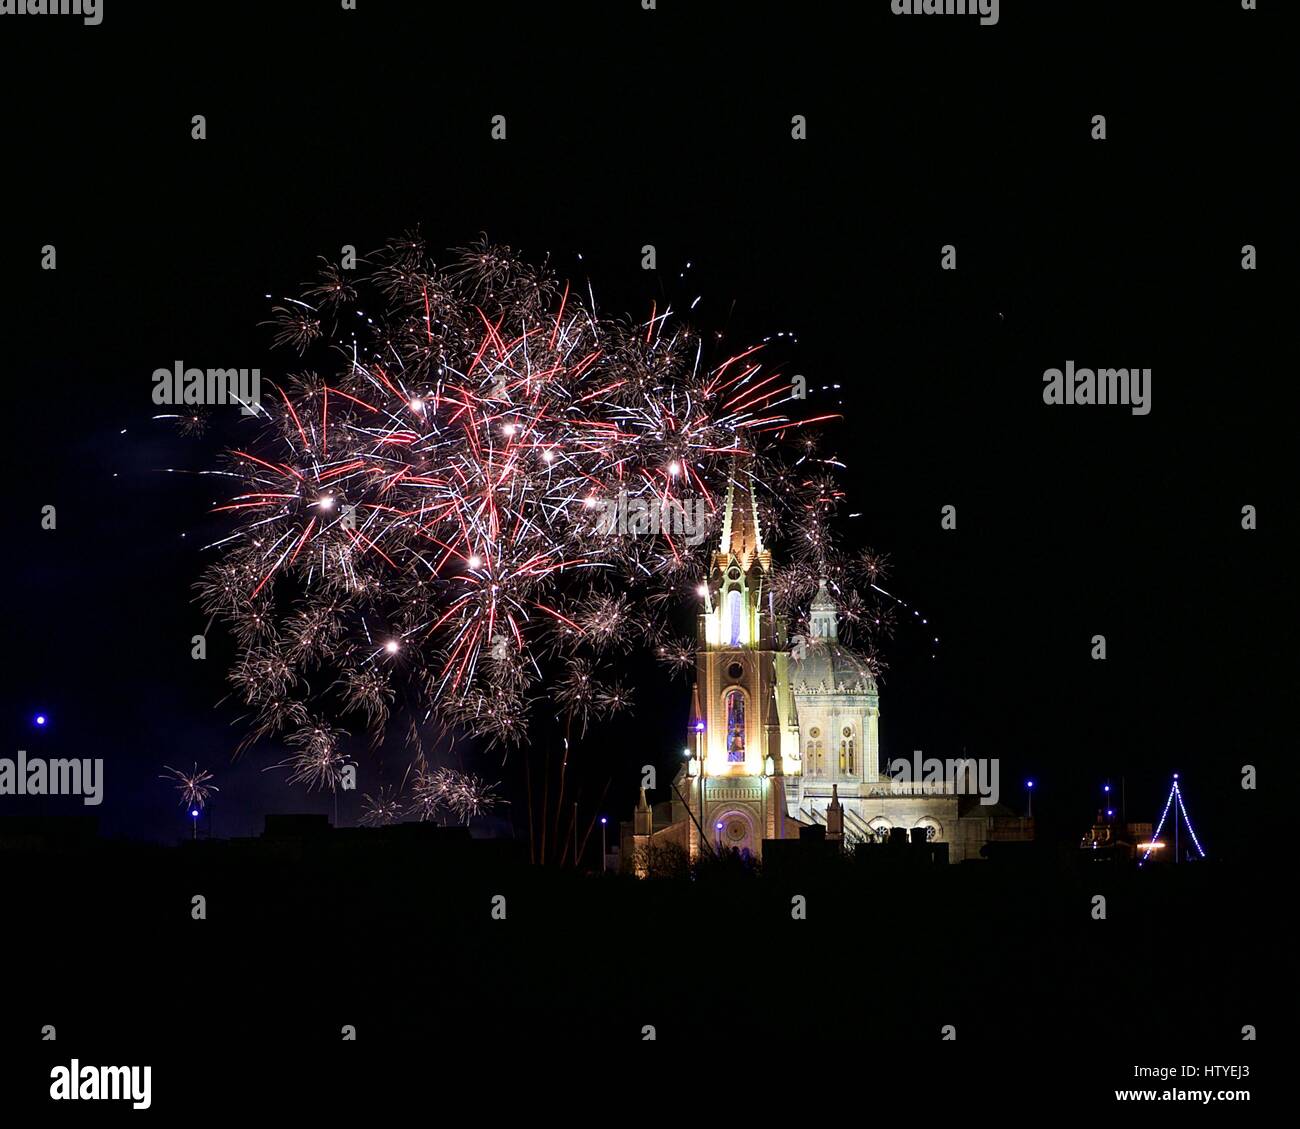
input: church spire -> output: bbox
[633,785,652,837]
[715,458,770,574]
[688,682,705,757]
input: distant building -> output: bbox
[1081,810,1153,861]
[625,466,1033,871]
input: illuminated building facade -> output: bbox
[627,467,1033,869]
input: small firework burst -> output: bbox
[339,665,395,733]
[262,301,321,353]
[406,764,446,822]
[855,547,891,586]
[268,721,351,792]
[554,657,602,736]
[282,747,349,791]
[405,764,501,825]
[359,785,404,827]
[160,763,219,810]
[439,770,502,824]
[304,257,359,310]
[154,411,212,437]
[595,680,634,720]
[655,636,696,677]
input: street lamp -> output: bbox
[600,816,608,873]
[1026,779,1034,818]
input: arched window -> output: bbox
[916,817,942,842]
[724,689,745,762]
[839,741,847,774]
[848,739,855,775]
[842,726,855,775]
[726,589,742,646]
[815,741,824,773]
[804,740,815,771]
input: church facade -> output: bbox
[626,470,1031,869]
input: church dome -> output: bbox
[793,579,877,695]
[791,638,878,696]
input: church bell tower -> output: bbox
[681,461,794,859]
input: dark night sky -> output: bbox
[1,0,1288,856]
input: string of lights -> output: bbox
[1140,774,1206,865]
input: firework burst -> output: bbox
[406,764,501,825]
[197,235,874,823]
[359,785,404,827]
[160,763,219,809]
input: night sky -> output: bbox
[2,0,1286,859]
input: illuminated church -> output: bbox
[627,469,1030,868]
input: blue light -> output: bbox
[35,714,46,726]
[1103,785,1110,793]
[600,816,607,825]
[190,809,200,818]
[1026,780,1034,789]
[715,821,723,831]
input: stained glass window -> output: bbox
[725,689,745,762]
[727,589,742,646]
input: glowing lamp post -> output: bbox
[1026,779,1034,818]
[190,808,200,841]
[600,816,608,873]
